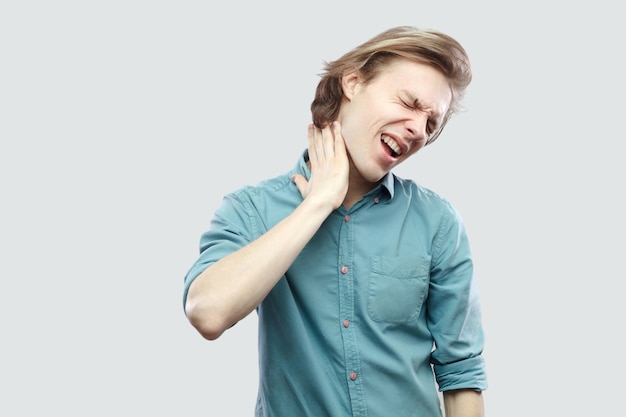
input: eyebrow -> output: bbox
[400,90,441,118]
[399,90,443,130]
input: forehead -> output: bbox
[372,57,452,111]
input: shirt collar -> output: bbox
[294,149,312,181]
[379,170,395,201]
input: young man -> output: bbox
[183,26,488,417]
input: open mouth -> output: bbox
[381,134,401,157]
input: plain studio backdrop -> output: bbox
[1,1,624,415]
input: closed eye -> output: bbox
[400,99,414,110]
[401,99,438,136]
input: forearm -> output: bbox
[185,195,334,340]
[443,389,484,417]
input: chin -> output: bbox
[364,170,388,184]
[353,159,390,184]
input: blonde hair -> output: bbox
[310,26,472,144]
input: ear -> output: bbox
[341,69,361,100]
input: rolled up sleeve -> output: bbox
[427,201,488,392]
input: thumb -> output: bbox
[291,174,309,199]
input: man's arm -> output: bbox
[443,389,484,417]
[185,122,348,340]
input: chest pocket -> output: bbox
[367,256,430,324]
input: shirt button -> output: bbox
[374,197,380,204]
[343,319,350,328]
[350,372,357,381]
[341,266,348,274]
[344,215,350,222]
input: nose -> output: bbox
[404,114,428,142]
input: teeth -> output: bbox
[382,135,401,155]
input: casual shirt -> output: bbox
[183,150,487,417]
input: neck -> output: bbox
[343,170,381,210]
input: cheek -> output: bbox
[338,115,359,143]
[406,142,426,158]
[338,99,382,144]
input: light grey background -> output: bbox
[2,1,624,415]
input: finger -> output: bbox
[291,173,308,198]
[308,123,322,168]
[314,123,328,162]
[332,121,347,158]
[319,122,336,160]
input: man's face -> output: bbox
[338,58,452,184]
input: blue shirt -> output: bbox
[183,150,487,417]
